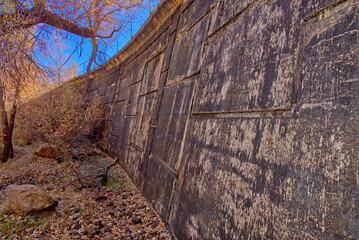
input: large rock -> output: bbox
[3,185,57,216]
[34,146,56,159]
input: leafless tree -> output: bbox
[0,0,144,162]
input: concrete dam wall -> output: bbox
[72,0,359,238]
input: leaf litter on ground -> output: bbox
[0,145,171,240]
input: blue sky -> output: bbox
[74,0,161,75]
[40,0,160,78]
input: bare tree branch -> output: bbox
[95,25,122,39]
[0,3,96,38]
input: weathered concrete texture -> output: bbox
[142,155,177,221]
[109,102,126,138]
[167,9,210,85]
[130,92,157,150]
[287,106,359,239]
[194,0,297,113]
[299,0,358,105]
[140,53,165,95]
[126,82,141,116]
[81,0,359,239]
[151,77,196,170]
[168,117,292,239]
[208,0,256,35]
[118,116,135,161]
[117,74,131,102]
[125,145,144,186]
[178,0,214,32]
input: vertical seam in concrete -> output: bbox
[140,29,177,189]
[167,74,199,226]
[170,8,181,35]
[160,83,178,144]
[292,10,310,114]
[161,33,176,73]
[292,27,303,107]
[110,72,128,159]
[139,10,179,179]
[167,1,211,225]
[107,78,119,154]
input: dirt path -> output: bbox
[0,145,171,239]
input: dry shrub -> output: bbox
[16,82,111,188]
[17,83,105,151]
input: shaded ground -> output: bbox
[0,145,171,239]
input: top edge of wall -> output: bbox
[68,0,183,84]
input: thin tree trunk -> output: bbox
[7,87,19,159]
[0,82,9,163]
[0,82,19,162]
[84,37,98,102]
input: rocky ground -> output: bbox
[0,145,171,239]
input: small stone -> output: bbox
[95,196,107,202]
[73,208,81,213]
[147,233,156,238]
[151,221,159,229]
[90,227,101,235]
[74,221,82,230]
[122,236,133,240]
[56,156,64,163]
[137,204,146,209]
[103,236,114,240]
[122,194,128,199]
[131,216,142,225]
[104,227,112,233]
[72,214,80,220]
[87,151,99,157]
[160,232,168,240]
[82,188,93,194]
[134,233,141,239]
[124,228,132,234]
